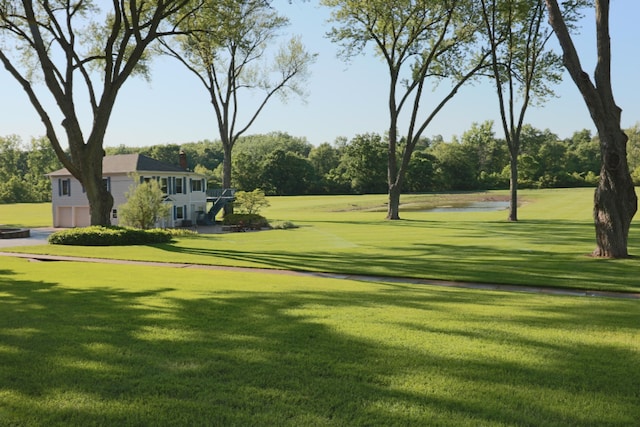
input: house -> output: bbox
[48,153,207,228]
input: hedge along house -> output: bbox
[48,153,207,228]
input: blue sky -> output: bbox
[1,1,638,148]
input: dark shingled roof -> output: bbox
[48,154,187,176]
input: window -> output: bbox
[59,178,71,196]
[175,205,185,220]
[190,178,203,192]
[112,209,118,219]
[160,177,168,194]
[103,177,111,192]
[176,177,184,194]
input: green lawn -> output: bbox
[4,189,640,293]
[1,256,638,426]
[0,202,51,228]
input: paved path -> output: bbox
[1,249,638,300]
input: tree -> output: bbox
[0,0,194,225]
[119,179,171,229]
[24,137,61,202]
[232,151,264,191]
[324,0,490,219]
[460,121,507,182]
[160,0,316,210]
[261,149,316,195]
[545,0,637,257]
[430,138,477,191]
[140,144,183,168]
[309,142,343,193]
[339,133,388,194]
[233,188,270,215]
[479,0,575,220]
[405,150,438,192]
[0,135,28,203]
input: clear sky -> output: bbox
[1,1,638,148]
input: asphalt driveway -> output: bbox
[0,228,55,248]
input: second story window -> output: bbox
[161,177,168,194]
[176,177,183,194]
[190,179,203,192]
[60,178,71,196]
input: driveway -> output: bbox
[0,228,56,248]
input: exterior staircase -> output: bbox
[206,188,236,223]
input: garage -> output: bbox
[55,206,91,228]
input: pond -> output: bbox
[424,201,510,213]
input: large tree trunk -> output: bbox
[508,154,518,222]
[546,0,637,258]
[76,146,113,226]
[592,128,637,257]
[87,182,114,226]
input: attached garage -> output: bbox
[55,206,90,228]
[74,207,91,227]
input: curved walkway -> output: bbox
[1,250,639,300]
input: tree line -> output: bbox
[4,121,640,204]
[107,122,640,196]
[0,0,635,257]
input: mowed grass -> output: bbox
[0,256,638,426]
[4,188,640,293]
[0,203,51,228]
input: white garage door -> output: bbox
[56,207,73,228]
[74,206,91,227]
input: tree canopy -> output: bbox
[159,0,316,211]
[323,0,491,219]
[0,0,196,224]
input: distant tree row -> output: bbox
[0,136,61,203]
[112,122,640,195]
[2,121,639,204]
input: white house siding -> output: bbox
[135,173,208,227]
[48,154,207,228]
[52,177,91,227]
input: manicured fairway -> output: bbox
[0,256,638,426]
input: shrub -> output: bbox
[233,189,270,215]
[48,226,173,246]
[119,176,170,229]
[222,213,269,229]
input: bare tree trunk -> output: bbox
[546,0,637,257]
[387,183,401,220]
[508,155,518,222]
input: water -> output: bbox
[426,201,510,213]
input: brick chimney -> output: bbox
[179,150,188,170]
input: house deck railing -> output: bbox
[206,188,236,199]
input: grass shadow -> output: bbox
[156,220,640,293]
[0,266,638,425]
